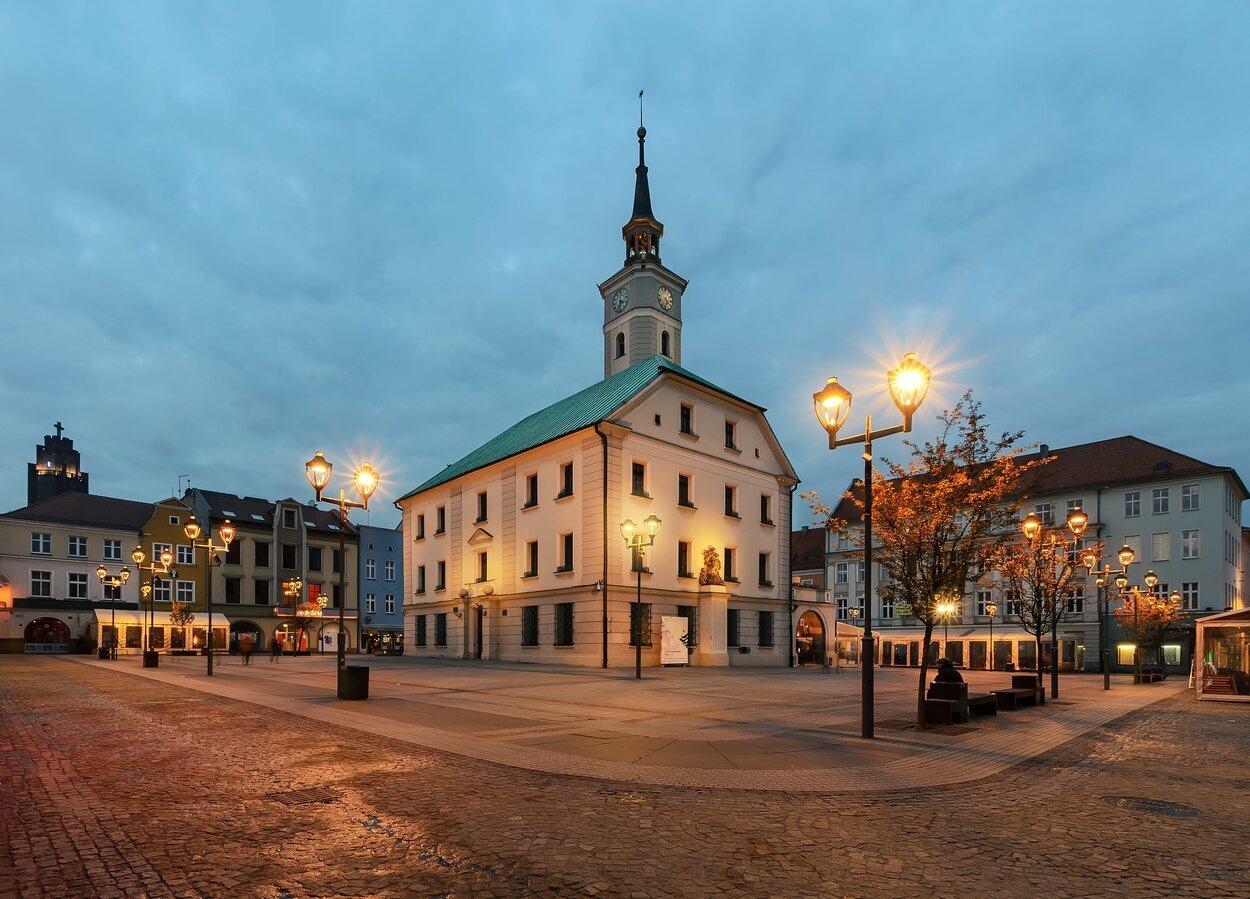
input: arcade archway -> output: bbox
[795,610,826,666]
[24,617,71,652]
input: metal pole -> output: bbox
[1051,617,1059,699]
[989,615,994,670]
[1102,584,1111,690]
[860,427,875,740]
[1133,595,1140,686]
[206,542,214,677]
[339,499,347,668]
[634,553,642,680]
[111,594,116,660]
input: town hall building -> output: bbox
[397,124,802,667]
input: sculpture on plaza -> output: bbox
[699,546,724,586]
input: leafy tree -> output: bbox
[806,391,1044,727]
[1115,588,1183,674]
[169,601,195,629]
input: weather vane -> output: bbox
[639,90,644,129]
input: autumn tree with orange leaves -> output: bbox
[1115,587,1184,677]
[805,391,1045,728]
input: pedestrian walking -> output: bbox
[240,636,254,666]
[270,636,281,662]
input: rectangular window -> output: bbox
[255,541,271,567]
[525,474,539,508]
[758,610,774,647]
[679,404,695,435]
[758,552,772,587]
[677,605,697,646]
[727,608,741,646]
[1152,488,1170,515]
[332,549,342,574]
[365,593,376,614]
[416,615,427,647]
[1152,532,1170,562]
[476,491,488,523]
[724,547,736,582]
[151,542,172,566]
[523,541,538,578]
[1125,492,1141,518]
[558,463,574,498]
[416,513,426,539]
[154,579,172,602]
[476,551,488,582]
[68,536,87,558]
[631,461,648,497]
[629,602,652,646]
[385,560,395,582]
[416,565,426,593]
[254,580,270,605]
[1066,588,1084,614]
[308,583,322,606]
[1124,535,1142,562]
[67,572,87,599]
[1065,499,1084,519]
[331,584,342,609]
[225,539,241,565]
[557,533,574,573]
[103,539,122,561]
[835,562,848,585]
[678,474,693,508]
[176,581,195,603]
[522,606,539,646]
[837,595,848,620]
[282,508,297,529]
[281,544,297,570]
[1181,484,1199,512]
[1181,582,1199,611]
[382,593,394,616]
[976,590,992,616]
[435,613,447,646]
[309,547,323,572]
[677,541,692,578]
[1182,529,1200,559]
[1005,591,1019,618]
[1035,503,1054,526]
[554,602,574,646]
[176,544,195,566]
[1116,644,1136,666]
[224,577,241,604]
[435,506,446,534]
[760,495,773,525]
[857,561,866,583]
[103,582,122,601]
[366,558,376,579]
[436,561,446,590]
[724,420,738,450]
[724,485,738,517]
[31,532,51,555]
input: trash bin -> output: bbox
[143,650,160,669]
[338,665,369,701]
[98,647,110,660]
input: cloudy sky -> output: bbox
[2,2,1248,529]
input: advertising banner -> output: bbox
[660,616,689,665]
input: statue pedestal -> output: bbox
[696,584,730,667]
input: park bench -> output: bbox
[1134,667,1166,684]
[923,698,964,726]
[928,681,997,717]
[1012,674,1046,703]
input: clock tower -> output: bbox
[599,123,688,378]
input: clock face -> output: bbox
[657,286,673,310]
[611,288,629,314]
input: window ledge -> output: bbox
[414,535,426,542]
[554,492,574,502]
[474,577,489,584]
[679,430,700,441]
[678,502,697,510]
[631,491,652,500]
[725,512,741,520]
[630,567,653,576]
[474,517,488,525]
[759,581,774,588]
[414,589,426,596]
[433,529,446,537]
[521,502,538,512]
[724,444,742,455]
[554,642,575,648]
[434,586,446,593]
[678,572,696,580]
[553,566,574,575]
[760,519,775,527]
[725,577,740,584]
[521,572,538,580]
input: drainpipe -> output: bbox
[787,483,797,668]
[596,424,610,669]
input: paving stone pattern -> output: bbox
[1,656,1248,898]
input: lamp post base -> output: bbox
[143,650,160,668]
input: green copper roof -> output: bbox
[398,355,757,502]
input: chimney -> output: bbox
[1040,444,1050,456]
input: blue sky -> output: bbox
[2,2,1248,529]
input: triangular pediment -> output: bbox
[467,527,494,546]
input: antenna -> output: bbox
[177,475,191,497]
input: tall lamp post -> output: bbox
[182,515,236,676]
[305,452,379,669]
[130,546,174,668]
[848,605,862,666]
[1117,573,1181,685]
[984,600,998,669]
[95,565,131,659]
[620,513,662,680]
[813,353,931,740]
[936,598,957,656]
[1020,505,1089,700]
[1082,542,1137,690]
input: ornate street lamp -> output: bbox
[130,545,174,668]
[812,353,931,740]
[1018,505,1090,700]
[182,514,236,676]
[620,512,662,680]
[1087,541,1137,690]
[306,452,380,684]
[95,565,131,659]
[985,600,998,670]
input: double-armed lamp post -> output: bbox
[305,452,379,669]
[182,515,236,676]
[620,513,662,680]
[130,545,174,668]
[1020,505,1089,700]
[1115,572,1181,686]
[812,353,931,740]
[984,599,998,669]
[1081,542,1137,690]
[94,565,131,659]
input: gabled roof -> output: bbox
[790,526,826,570]
[398,355,762,502]
[0,493,153,531]
[189,489,352,536]
[828,436,1244,525]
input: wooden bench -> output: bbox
[928,681,997,717]
[1012,674,1046,703]
[923,698,963,726]
[991,687,1037,711]
[1134,668,1166,684]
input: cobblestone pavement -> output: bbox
[2,657,1248,898]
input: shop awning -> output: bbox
[96,611,234,627]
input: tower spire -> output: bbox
[623,91,662,265]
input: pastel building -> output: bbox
[358,523,404,653]
[398,125,798,667]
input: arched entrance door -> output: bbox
[274,621,311,655]
[795,611,826,666]
[25,617,71,652]
[229,620,263,652]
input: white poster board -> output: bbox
[661,616,689,665]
